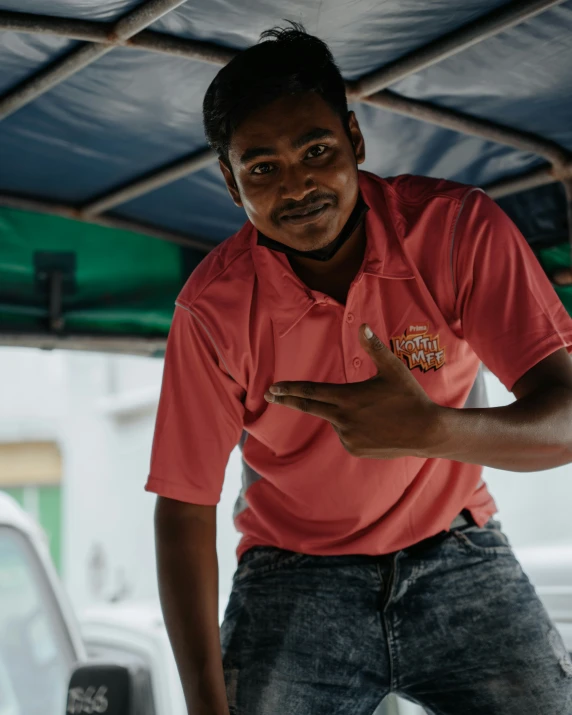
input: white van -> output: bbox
[0,492,85,715]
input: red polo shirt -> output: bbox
[146,171,572,561]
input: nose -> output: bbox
[280,163,316,202]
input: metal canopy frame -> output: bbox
[1,0,572,253]
[0,0,572,252]
[0,331,167,356]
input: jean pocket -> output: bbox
[452,520,513,557]
[234,546,308,584]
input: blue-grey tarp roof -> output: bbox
[0,1,571,350]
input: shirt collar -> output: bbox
[251,171,414,338]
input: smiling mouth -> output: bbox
[281,203,329,224]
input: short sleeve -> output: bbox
[453,190,572,392]
[145,304,245,505]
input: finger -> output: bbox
[263,391,339,422]
[268,380,347,405]
[359,324,403,371]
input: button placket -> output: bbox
[342,296,362,380]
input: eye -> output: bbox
[305,144,328,159]
[251,162,275,175]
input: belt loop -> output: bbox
[449,509,474,530]
[461,508,477,526]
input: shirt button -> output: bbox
[353,357,362,369]
[346,313,355,323]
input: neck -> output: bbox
[288,219,367,278]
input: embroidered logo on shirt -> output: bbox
[390,324,446,372]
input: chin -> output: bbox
[303,238,336,252]
[288,224,338,250]
[286,235,333,253]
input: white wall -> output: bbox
[60,352,117,606]
[482,371,572,547]
[217,446,243,599]
[0,347,67,442]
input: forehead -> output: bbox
[228,93,344,160]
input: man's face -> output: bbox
[222,93,365,252]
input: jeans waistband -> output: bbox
[401,509,477,558]
[239,510,479,566]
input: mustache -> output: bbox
[272,192,338,223]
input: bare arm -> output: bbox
[155,496,229,715]
[429,348,572,471]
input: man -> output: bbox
[146,25,572,715]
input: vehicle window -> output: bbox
[0,525,75,715]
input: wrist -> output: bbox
[418,403,455,459]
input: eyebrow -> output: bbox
[292,127,334,149]
[239,145,275,165]
[239,127,335,165]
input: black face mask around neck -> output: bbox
[257,194,369,262]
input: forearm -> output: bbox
[155,500,229,715]
[427,385,572,471]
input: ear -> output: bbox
[219,158,243,207]
[347,111,365,165]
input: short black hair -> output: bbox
[203,23,349,164]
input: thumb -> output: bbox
[359,324,401,372]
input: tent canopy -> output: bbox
[1,0,572,355]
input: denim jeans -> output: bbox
[220,519,572,714]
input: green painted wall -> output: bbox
[1,486,62,573]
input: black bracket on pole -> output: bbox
[34,251,76,333]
